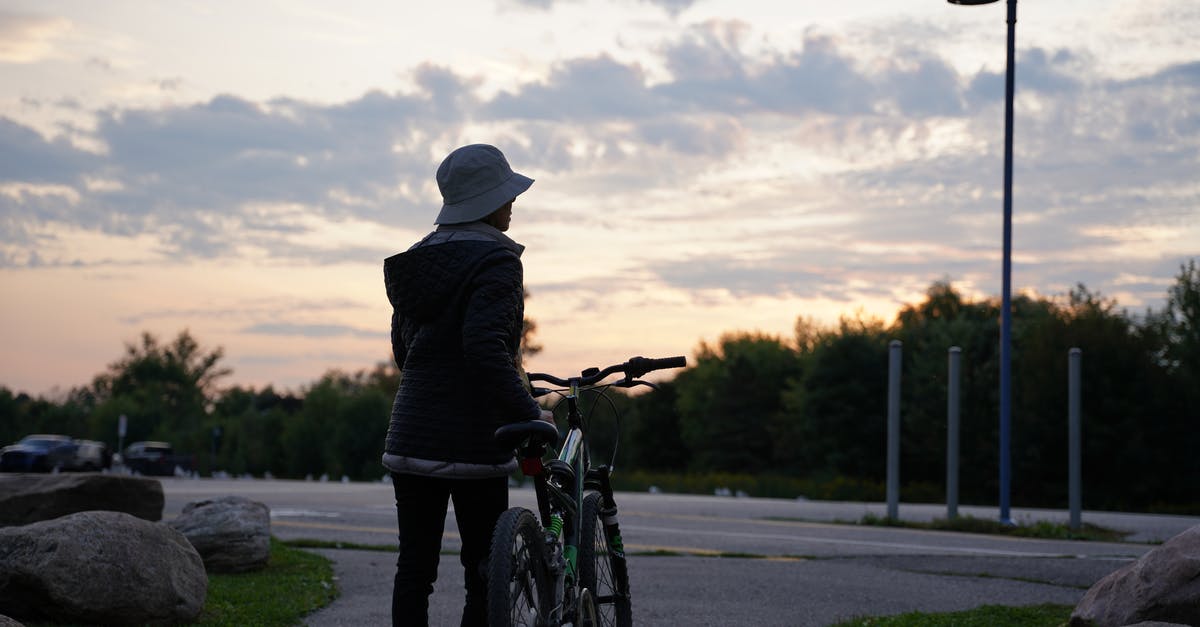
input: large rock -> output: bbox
[1071,524,1200,626]
[169,495,271,573]
[0,473,163,526]
[0,510,206,625]
[0,614,24,626]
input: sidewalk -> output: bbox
[298,506,1198,626]
[302,548,395,626]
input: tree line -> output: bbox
[615,260,1198,513]
[2,260,1196,513]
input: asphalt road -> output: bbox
[160,478,1199,626]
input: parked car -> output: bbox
[0,434,78,472]
[123,441,192,476]
[68,439,113,471]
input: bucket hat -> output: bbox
[434,144,534,225]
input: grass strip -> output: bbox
[855,513,1131,542]
[831,602,1072,626]
[764,513,1130,542]
[196,537,338,626]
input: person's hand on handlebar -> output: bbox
[540,409,555,424]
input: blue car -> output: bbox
[0,434,78,472]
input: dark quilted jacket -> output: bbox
[381,226,541,478]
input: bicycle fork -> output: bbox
[588,466,631,607]
[531,470,575,626]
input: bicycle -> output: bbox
[486,355,687,627]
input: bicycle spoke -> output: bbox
[489,508,547,627]
[579,492,631,627]
[516,357,689,627]
[508,537,539,626]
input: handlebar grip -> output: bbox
[627,355,687,377]
[646,356,687,370]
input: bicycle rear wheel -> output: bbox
[487,507,549,627]
[578,492,632,627]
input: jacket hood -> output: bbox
[384,245,465,322]
[385,224,524,322]
[389,245,524,324]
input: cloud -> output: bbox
[487,55,666,121]
[0,20,1195,313]
[0,12,71,64]
[965,47,1084,109]
[651,255,830,298]
[2,71,469,260]
[239,322,384,339]
[504,0,697,16]
[488,30,946,122]
[625,44,1197,310]
[0,117,96,184]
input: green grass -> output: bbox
[852,513,1131,542]
[196,537,339,626]
[832,603,1073,626]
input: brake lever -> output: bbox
[614,378,659,391]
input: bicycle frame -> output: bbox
[526,375,623,624]
[497,355,683,626]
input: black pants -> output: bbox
[391,472,508,627]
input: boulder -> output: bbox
[0,510,206,625]
[0,614,24,626]
[1071,524,1200,627]
[169,495,271,573]
[0,473,163,526]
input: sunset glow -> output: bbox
[2,0,1197,394]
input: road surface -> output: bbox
[160,478,1197,625]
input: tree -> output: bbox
[1158,260,1200,378]
[1154,260,1200,508]
[0,387,91,447]
[211,385,298,476]
[619,382,689,471]
[522,288,542,363]
[674,332,801,473]
[279,369,390,480]
[1010,285,1178,509]
[778,315,889,478]
[890,282,1000,503]
[89,330,231,466]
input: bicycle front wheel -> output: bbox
[487,507,549,627]
[578,492,633,627]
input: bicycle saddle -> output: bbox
[494,420,560,450]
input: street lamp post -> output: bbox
[948,0,1017,525]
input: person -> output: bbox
[382,143,552,626]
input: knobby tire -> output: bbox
[578,492,633,627]
[487,507,548,627]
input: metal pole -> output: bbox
[117,413,127,467]
[998,0,1018,526]
[1068,348,1082,531]
[887,340,902,520]
[947,347,962,520]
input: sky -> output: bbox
[1,0,1197,396]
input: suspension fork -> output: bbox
[587,465,627,561]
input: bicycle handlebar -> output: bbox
[527,355,687,388]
